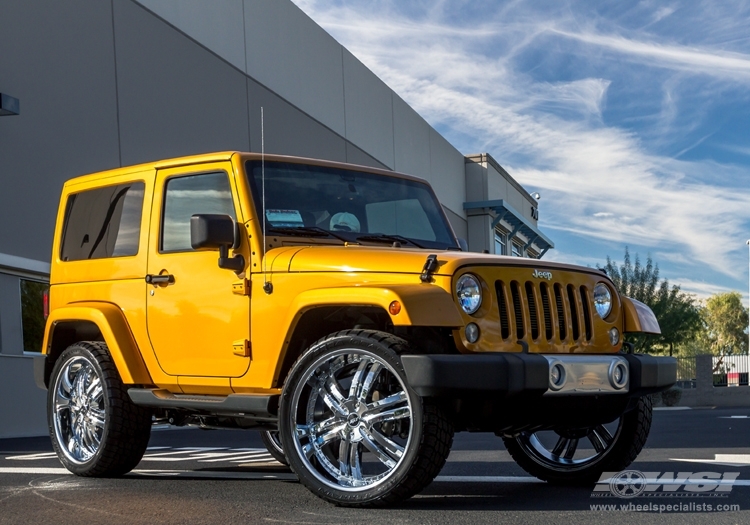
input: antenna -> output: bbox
[261,107,273,294]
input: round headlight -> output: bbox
[456,274,482,314]
[593,283,613,319]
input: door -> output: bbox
[146,165,249,378]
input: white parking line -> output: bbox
[671,454,750,467]
[434,475,542,483]
[3,467,746,487]
[0,468,544,483]
[141,448,226,458]
[4,452,58,461]
[0,467,70,475]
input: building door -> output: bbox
[146,165,249,378]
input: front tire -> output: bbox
[48,341,152,476]
[279,330,453,507]
[503,395,652,484]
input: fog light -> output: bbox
[609,361,629,389]
[608,327,620,346]
[465,323,480,343]
[549,362,566,391]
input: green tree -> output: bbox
[600,248,701,354]
[698,292,748,356]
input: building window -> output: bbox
[527,248,539,259]
[494,230,507,255]
[511,242,523,257]
[20,279,49,353]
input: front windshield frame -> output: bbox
[245,160,459,250]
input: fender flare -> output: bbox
[621,296,661,335]
[286,284,464,329]
[270,285,464,385]
[42,302,152,385]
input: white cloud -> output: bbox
[671,278,744,302]
[292,0,750,281]
[551,28,750,80]
[652,6,677,24]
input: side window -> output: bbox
[60,182,145,261]
[161,172,235,252]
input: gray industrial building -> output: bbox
[0,0,553,438]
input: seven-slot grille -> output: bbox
[495,280,593,343]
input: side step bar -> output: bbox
[128,388,279,421]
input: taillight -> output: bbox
[43,289,49,320]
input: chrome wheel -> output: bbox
[516,420,622,471]
[48,342,152,477]
[503,396,653,484]
[281,331,454,506]
[260,430,288,465]
[52,355,106,464]
[290,349,414,491]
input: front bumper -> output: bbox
[401,353,676,398]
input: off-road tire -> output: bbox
[503,395,652,484]
[48,341,152,476]
[279,329,454,507]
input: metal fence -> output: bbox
[713,354,750,387]
[675,356,697,389]
[668,354,750,388]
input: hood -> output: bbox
[283,245,607,278]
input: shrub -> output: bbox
[661,386,683,407]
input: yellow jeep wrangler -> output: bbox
[36,151,675,506]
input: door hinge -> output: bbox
[233,339,252,358]
[232,279,250,296]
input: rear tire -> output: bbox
[48,341,152,476]
[260,431,288,465]
[503,395,652,484]
[279,330,454,507]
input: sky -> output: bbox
[291,0,750,302]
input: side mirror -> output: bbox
[190,214,244,272]
[457,238,469,252]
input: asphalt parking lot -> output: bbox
[2,407,749,524]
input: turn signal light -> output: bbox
[389,301,402,315]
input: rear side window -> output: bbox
[60,182,145,261]
[161,172,235,252]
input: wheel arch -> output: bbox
[41,302,152,387]
[271,286,463,389]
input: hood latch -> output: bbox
[420,254,440,283]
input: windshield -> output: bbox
[245,161,458,250]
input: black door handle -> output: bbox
[145,274,175,285]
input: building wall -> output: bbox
[0,0,553,438]
[464,155,548,255]
[133,0,469,215]
[0,0,472,437]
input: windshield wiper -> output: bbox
[356,234,426,249]
[267,226,350,242]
